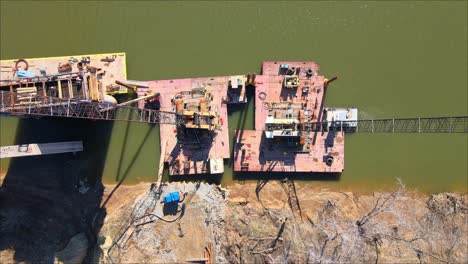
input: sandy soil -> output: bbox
[93,180,467,264]
[1,177,466,264]
[93,182,227,263]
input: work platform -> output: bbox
[136,76,244,176]
[233,61,345,173]
[1,54,465,178]
[0,53,127,95]
[233,130,344,172]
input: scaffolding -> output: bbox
[0,91,182,124]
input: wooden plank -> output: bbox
[42,81,46,96]
[186,258,208,263]
[9,85,14,110]
[68,79,73,98]
[58,80,63,98]
[16,88,37,93]
[83,75,90,100]
[98,80,104,102]
[88,75,98,101]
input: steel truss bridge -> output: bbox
[267,116,468,134]
[0,91,183,124]
[1,91,467,133]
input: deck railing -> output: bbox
[265,116,468,133]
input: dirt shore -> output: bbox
[91,180,467,263]
[1,175,466,263]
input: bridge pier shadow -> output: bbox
[0,117,113,263]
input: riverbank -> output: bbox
[91,180,467,263]
[1,1,467,194]
[1,176,466,263]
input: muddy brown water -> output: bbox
[1,1,467,193]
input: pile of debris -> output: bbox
[95,182,228,263]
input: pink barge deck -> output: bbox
[135,61,345,176]
[137,76,246,176]
[233,61,345,173]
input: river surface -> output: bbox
[1,1,467,193]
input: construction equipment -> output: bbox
[99,92,160,112]
[113,80,149,93]
[57,63,72,73]
[163,192,181,204]
[101,55,117,63]
[283,75,299,89]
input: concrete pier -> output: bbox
[0,141,83,159]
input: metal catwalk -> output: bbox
[0,91,182,124]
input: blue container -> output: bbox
[164,191,180,203]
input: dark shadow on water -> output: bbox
[112,91,138,183]
[100,124,156,208]
[227,86,255,168]
[168,173,222,185]
[232,171,342,182]
[0,116,114,263]
[114,121,132,182]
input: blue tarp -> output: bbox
[17,70,35,78]
[163,191,180,203]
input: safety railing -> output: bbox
[265,116,468,133]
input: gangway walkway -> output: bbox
[266,116,468,133]
[319,116,468,133]
[0,91,181,124]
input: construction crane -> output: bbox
[114,80,148,92]
[1,90,466,132]
[0,91,180,124]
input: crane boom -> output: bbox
[0,91,467,133]
[0,91,180,124]
[99,92,160,112]
[115,80,148,92]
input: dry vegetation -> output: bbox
[1,177,466,264]
[223,179,467,264]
